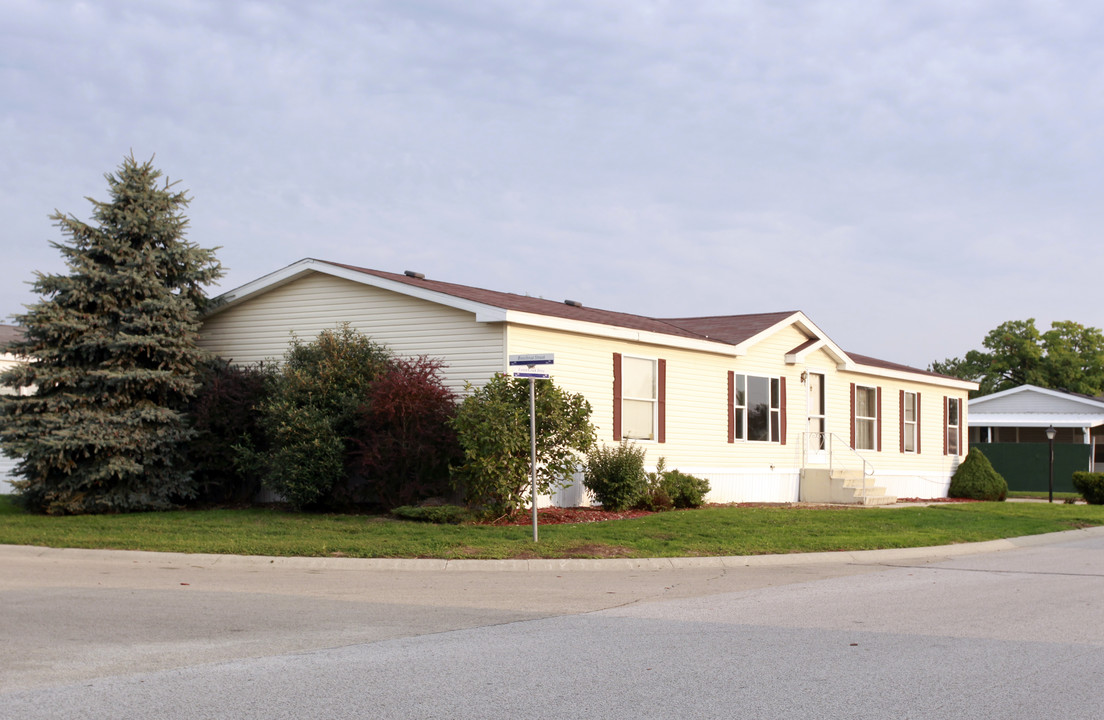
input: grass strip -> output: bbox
[1,496,1102,560]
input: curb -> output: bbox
[4,525,1103,572]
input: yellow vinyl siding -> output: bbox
[199,273,504,393]
[507,324,969,501]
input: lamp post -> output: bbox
[1046,425,1056,503]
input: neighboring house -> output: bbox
[969,384,1104,491]
[0,324,29,494]
[198,259,976,505]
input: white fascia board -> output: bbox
[204,259,508,321]
[844,364,979,391]
[968,413,1104,428]
[502,311,739,355]
[736,312,850,365]
[970,384,1104,411]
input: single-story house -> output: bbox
[198,259,977,506]
[969,384,1104,490]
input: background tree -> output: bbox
[930,319,1104,397]
[0,155,222,514]
[450,374,597,517]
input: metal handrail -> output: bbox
[802,432,874,496]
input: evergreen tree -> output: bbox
[0,155,223,514]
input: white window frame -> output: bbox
[947,397,961,456]
[734,373,781,443]
[621,355,657,441]
[903,391,917,454]
[854,384,878,451]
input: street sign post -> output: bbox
[508,354,555,541]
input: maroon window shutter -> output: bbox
[916,393,922,454]
[612,353,622,441]
[849,382,856,450]
[943,396,949,456]
[779,376,787,445]
[876,386,882,452]
[657,359,666,444]
[899,389,905,454]
[727,371,735,443]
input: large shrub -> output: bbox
[948,448,1008,501]
[584,441,647,511]
[451,374,596,517]
[242,324,392,510]
[1072,472,1104,504]
[349,356,460,508]
[187,358,274,504]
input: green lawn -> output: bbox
[2,495,1102,559]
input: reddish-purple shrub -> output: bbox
[349,356,460,509]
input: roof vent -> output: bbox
[564,299,583,308]
[404,270,425,280]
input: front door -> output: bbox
[806,372,827,464]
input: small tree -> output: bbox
[948,448,1008,501]
[0,155,222,514]
[451,374,596,517]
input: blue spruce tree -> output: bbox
[0,155,222,513]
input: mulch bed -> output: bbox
[486,506,655,525]
[484,497,980,526]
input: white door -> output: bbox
[806,373,827,464]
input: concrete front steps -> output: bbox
[799,468,897,506]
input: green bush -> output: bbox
[390,504,473,524]
[638,457,711,510]
[660,468,711,509]
[239,324,394,510]
[451,374,596,517]
[256,402,345,510]
[948,448,1008,501]
[1072,472,1104,504]
[584,441,647,511]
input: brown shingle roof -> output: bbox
[320,261,950,380]
[329,262,714,342]
[659,312,800,345]
[846,352,957,381]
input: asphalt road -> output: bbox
[2,529,1103,719]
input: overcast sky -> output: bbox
[3,0,1102,369]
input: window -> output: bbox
[622,356,657,440]
[946,397,961,456]
[853,384,879,451]
[732,373,782,443]
[613,354,665,442]
[902,391,917,453]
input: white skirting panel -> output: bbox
[694,469,801,504]
[877,473,952,500]
[544,468,803,507]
